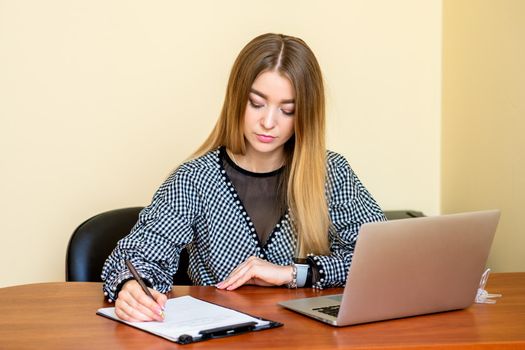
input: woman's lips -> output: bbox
[256,134,276,143]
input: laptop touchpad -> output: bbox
[327,295,343,302]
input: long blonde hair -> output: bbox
[193,33,330,256]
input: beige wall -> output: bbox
[442,0,525,271]
[0,1,442,287]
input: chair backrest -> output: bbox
[65,207,191,284]
[384,210,425,220]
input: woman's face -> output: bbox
[243,70,295,161]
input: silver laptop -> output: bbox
[279,210,500,326]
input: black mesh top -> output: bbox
[222,151,286,245]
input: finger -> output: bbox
[225,272,254,290]
[216,266,243,289]
[120,287,164,321]
[224,260,250,279]
[115,307,137,322]
[152,289,167,309]
[216,256,265,290]
[116,298,153,322]
[114,300,131,321]
[225,256,259,278]
[116,281,157,322]
[130,289,165,321]
[115,305,142,322]
[117,291,157,321]
[125,281,166,314]
[224,265,257,290]
[217,263,252,289]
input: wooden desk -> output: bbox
[1,273,524,349]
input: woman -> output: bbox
[102,33,385,322]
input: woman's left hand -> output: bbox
[216,256,293,291]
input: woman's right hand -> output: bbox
[114,280,167,322]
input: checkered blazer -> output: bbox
[101,148,385,301]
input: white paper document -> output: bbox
[97,295,270,342]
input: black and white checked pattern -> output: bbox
[101,148,385,301]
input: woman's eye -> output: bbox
[282,109,295,116]
[249,99,263,109]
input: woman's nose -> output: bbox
[261,108,277,129]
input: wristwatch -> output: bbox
[293,258,310,288]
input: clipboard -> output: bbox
[96,295,282,344]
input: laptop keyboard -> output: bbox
[313,305,340,317]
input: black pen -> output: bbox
[125,260,165,318]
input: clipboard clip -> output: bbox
[177,321,257,344]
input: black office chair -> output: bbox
[65,207,191,284]
[383,210,425,220]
